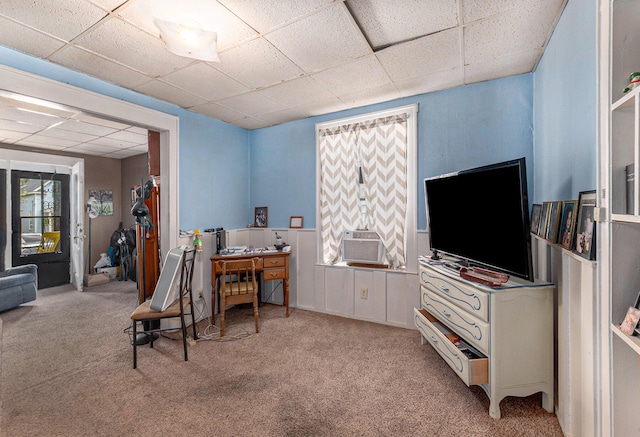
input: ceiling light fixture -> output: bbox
[153,18,220,62]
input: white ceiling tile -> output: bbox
[377,28,460,82]
[462,0,565,24]
[0,119,44,134]
[0,0,108,41]
[160,63,250,102]
[214,38,303,89]
[134,80,208,108]
[394,68,464,98]
[0,129,31,141]
[74,114,131,130]
[347,0,458,49]
[26,134,81,148]
[37,127,96,143]
[338,83,401,109]
[117,0,258,51]
[188,102,247,123]
[260,76,337,108]
[216,92,289,117]
[464,5,560,64]
[17,140,67,151]
[293,98,350,117]
[265,3,371,73]
[85,136,135,149]
[0,16,66,58]
[103,149,143,159]
[73,17,194,77]
[55,119,117,136]
[312,55,391,96]
[105,130,147,144]
[232,117,270,130]
[219,0,335,33]
[258,108,306,126]
[465,50,541,84]
[125,126,148,135]
[49,46,151,89]
[70,142,120,154]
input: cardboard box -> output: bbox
[83,272,110,287]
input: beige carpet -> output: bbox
[0,280,563,436]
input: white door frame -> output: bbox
[0,64,180,274]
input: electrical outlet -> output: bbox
[360,287,368,299]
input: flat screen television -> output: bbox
[424,157,533,281]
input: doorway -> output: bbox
[11,170,70,288]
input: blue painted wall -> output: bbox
[249,74,533,230]
[533,0,597,203]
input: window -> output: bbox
[316,104,418,269]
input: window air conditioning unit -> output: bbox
[342,230,385,264]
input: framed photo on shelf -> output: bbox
[530,204,542,234]
[254,206,268,228]
[573,190,596,260]
[538,202,551,237]
[558,200,577,249]
[545,201,563,243]
[620,306,640,335]
[290,216,303,228]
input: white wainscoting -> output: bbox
[531,234,598,437]
[186,228,429,329]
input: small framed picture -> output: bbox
[545,201,563,243]
[573,190,596,260]
[290,216,303,228]
[621,306,640,335]
[559,200,578,249]
[254,206,268,228]
[530,204,542,234]
[538,202,551,237]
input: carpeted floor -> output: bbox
[0,280,563,436]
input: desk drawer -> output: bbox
[419,264,488,321]
[264,268,285,281]
[264,256,285,268]
[414,308,488,387]
[421,288,489,355]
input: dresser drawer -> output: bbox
[419,264,488,321]
[414,308,488,386]
[421,288,489,355]
[263,268,285,281]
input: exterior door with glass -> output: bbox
[11,170,70,288]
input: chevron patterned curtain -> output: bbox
[319,114,408,268]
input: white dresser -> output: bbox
[415,259,555,419]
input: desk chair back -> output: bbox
[216,257,260,337]
[130,246,197,369]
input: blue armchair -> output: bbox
[0,265,37,312]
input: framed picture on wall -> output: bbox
[254,206,268,228]
[538,202,551,237]
[559,200,577,249]
[573,190,596,260]
[290,216,303,228]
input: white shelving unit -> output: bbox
[600,0,640,435]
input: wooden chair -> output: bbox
[215,257,260,337]
[36,231,60,253]
[130,246,197,369]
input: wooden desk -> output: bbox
[211,251,291,319]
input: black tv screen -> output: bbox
[424,157,533,281]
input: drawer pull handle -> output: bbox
[440,286,450,292]
[429,336,438,344]
[269,260,278,265]
[269,272,278,277]
[442,310,451,318]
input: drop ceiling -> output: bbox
[0,0,566,159]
